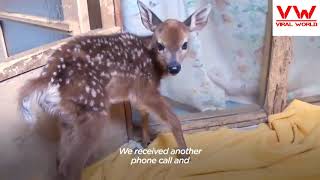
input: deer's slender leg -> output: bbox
[133,91,188,155]
[139,110,150,147]
[57,111,106,180]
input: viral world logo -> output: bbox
[273,0,320,36]
[276,6,317,26]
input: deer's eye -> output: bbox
[157,42,165,51]
[182,42,188,50]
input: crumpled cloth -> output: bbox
[83,100,320,180]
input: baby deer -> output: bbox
[18,1,211,180]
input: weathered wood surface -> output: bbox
[99,0,116,29]
[0,27,121,82]
[149,106,267,135]
[114,0,123,28]
[264,37,293,115]
[99,0,123,29]
[124,102,133,140]
[62,0,91,34]
[0,11,71,33]
[149,104,261,126]
[0,23,8,60]
[259,0,272,106]
[289,95,320,104]
[87,0,103,29]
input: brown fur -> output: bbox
[19,33,187,180]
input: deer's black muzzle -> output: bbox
[167,61,181,75]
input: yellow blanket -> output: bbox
[83,100,320,180]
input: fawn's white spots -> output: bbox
[137,49,143,57]
[85,86,90,93]
[90,100,94,107]
[86,55,91,61]
[68,70,74,76]
[91,89,97,98]
[111,71,117,76]
[100,72,110,79]
[44,33,155,112]
[135,67,140,74]
[41,72,47,76]
[74,47,80,53]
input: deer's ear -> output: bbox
[137,0,162,32]
[184,4,212,32]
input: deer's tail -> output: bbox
[18,77,60,126]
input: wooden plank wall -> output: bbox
[62,0,91,34]
[99,0,116,29]
[0,27,121,82]
[149,105,267,135]
[99,0,123,30]
[0,23,8,60]
[264,37,293,115]
[87,0,103,29]
[0,11,71,33]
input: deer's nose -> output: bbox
[167,61,181,75]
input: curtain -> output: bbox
[288,37,320,99]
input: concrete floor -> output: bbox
[0,69,58,180]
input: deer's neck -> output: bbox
[137,35,168,85]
